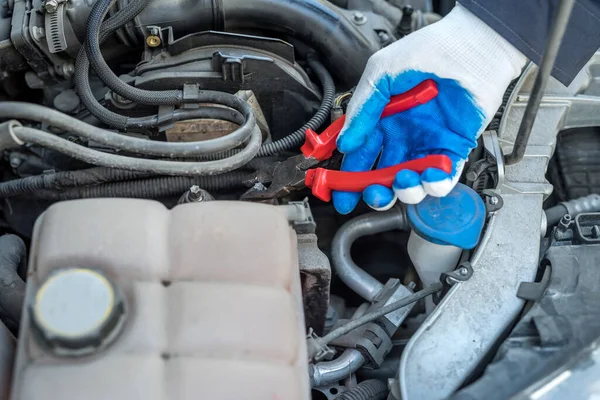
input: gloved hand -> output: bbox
[333,3,527,214]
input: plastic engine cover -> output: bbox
[12,199,310,400]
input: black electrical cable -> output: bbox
[504,0,575,165]
[75,0,335,155]
[0,167,151,198]
[23,173,247,200]
[75,0,257,136]
[75,0,157,129]
[313,282,443,355]
[85,0,184,106]
[257,58,335,157]
[209,58,336,158]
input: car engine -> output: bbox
[0,0,600,399]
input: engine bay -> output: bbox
[1,0,600,399]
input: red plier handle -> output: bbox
[305,154,453,202]
[298,79,453,202]
[300,79,440,161]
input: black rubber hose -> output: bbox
[338,380,388,400]
[12,125,262,176]
[0,167,151,198]
[75,0,158,129]
[75,0,257,134]
[545,204,569,227]
[0,235,26,324]
[85,0,183,105]
[27,173,247,200]
[0,102,255,157]
[221,0,378,87]
[69,0,377,87]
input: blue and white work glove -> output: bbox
[333,4,527,214]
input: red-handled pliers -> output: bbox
[242,80,452,202]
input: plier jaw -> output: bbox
[241,154,318,200]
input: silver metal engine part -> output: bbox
[398,52,600,399]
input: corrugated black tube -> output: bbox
[211,59,335,159]
[27,172,247,200]
[0,168,151,198]
[257,58,335,157]
[85,0,183,105]
[338,380,388,400]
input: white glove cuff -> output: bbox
[417,3,528,119]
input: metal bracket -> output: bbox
[433,262,474,304]
[306,328,335,363]
[356,323,393,368]
[157,105,176,131]
[284,198,316,234]
[482,131,506,189]
[517,263,552,301]
[481,190,504,213]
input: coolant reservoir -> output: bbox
[12,199,310,400]
[407,184,485,308]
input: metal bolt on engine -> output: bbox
[146,35,161,48]
[558,214,572,232]
[189,185,202,201]
[352,11,367,25]
[489,196,499,205]
[9,155,21,169]
[378,31,391,44]
[44,0,58,13]
[31,27,45,42]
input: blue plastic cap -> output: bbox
[407,183,486,249]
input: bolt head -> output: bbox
[352,11,367,25]
[489,196,499,205]
[190,185,201,195]
[44,0,58,13]
[61,63,74,77]
[146,35,161,48]
[377,31,390,43]
[458,267,469,276]
[31,26,45,41]
[9,156,21,169]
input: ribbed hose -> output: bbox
[86,0,183,105]
[338,380,388,400]
[75,0,258,134]
[0,167,151,198]
[209,59,335,159]
[75,0,159,129]
[257,58,335,156]
[27,173,247,200]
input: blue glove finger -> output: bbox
[363,184,396,211]
[336,83,390,154]
[361,122,411,211]
[332,131,384,215]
